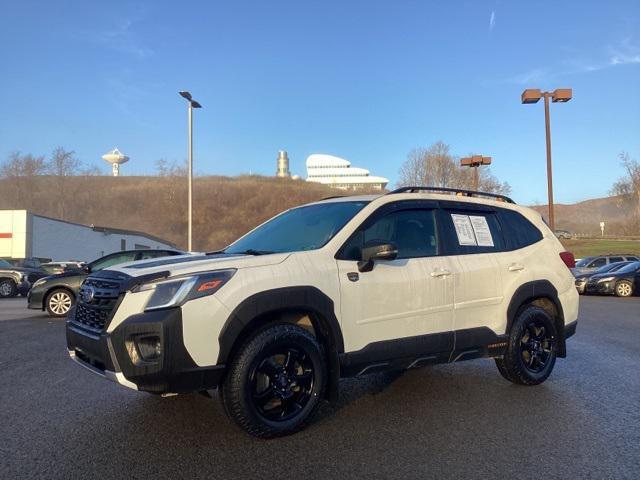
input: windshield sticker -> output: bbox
[469,216,494,247]
[451,214,477,246]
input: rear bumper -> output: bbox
[66,306,225,394]
[564,320,577,340]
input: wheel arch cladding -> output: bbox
[507,280,568,358]
[218,286,344,401]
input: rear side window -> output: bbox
[440,209,504,255]
[609,257,624,263]
[626,256,639,262]
[499,209,543,251]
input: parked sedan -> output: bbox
[574,261,633,294]
[584,261,640,297]
[27,249,183,317]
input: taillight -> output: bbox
[560,251,575,268]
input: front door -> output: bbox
[336,205,455,356]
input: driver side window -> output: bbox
[342,209,438,260]
[589,258,606,268]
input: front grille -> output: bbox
[72,276,123,332]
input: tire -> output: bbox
[222,323,326,438]
[615,280,633,298]
[0,279,18,298]
[495,305,557,386]
[46,289,74,317]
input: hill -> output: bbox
[0,175,360,251]
[1,174,636,252]
[530,195,635,236]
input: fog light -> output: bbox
[136,335,162,361]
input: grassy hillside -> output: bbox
[0,175,359,251]
[560,238,640,258]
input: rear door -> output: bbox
[439,204,505,337]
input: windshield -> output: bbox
[0,259,13,268]
[614,261,640,274]
[575,257,594,267]
[225,201,369,254]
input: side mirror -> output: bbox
[357,242,398,272]
[83,265,91,274]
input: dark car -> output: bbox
[574,261,633,294]
[0,259,46,298]
[584,261,640,297]
[27,249,183,317]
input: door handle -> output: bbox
[508,263,525,272]
[431,268,451,277]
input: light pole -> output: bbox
[460,155,491,191]
[521,88,572,230]
[179,91,202,251]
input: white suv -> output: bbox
[66,187,579,438]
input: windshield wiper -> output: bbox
[238,249,274,256]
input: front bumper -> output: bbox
[584,281,615,295]
[66,306,226,394]
[27,286,45,309]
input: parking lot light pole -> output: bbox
[521,88,572,231]
[179,91,202,251]
[460,155,492,191]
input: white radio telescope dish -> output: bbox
[102,148,129,176]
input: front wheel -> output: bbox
[46,289,74,317]
[495,305,557,385]
[615,280,633,297]
[222,323,326,438]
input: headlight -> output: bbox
[136,269,236,311]
[597,276,615,283]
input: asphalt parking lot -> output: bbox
[1,296,639,479]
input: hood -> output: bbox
[105,252,291,278]
[589,272,618,281]
[0,265,39,274]
[37,270,87,283]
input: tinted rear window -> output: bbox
[499,210,543,250]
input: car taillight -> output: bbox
[560,251,575,268]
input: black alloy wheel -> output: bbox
[222,323,326,438]
[250,346,315,422]
[495,305,557,385]
[519,319,554,374]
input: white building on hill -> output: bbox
[305,154,389,190]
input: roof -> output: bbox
[24,212,176,247]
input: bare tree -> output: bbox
[610,152,640,226]
[48,147,81,218]
[397,141,511,195]
[0,152,48,209]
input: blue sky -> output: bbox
[0,0,638,205]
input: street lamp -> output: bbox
[521,88,572,230]
[460,155,492,191]
[179,91,202,251]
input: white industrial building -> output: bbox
[305,154,389,190]
[0,210,175,263]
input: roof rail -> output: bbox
[387,186,515,204]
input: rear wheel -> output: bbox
[46,289,74,317]
[222,323,326,438]
[0,279,18,298]
[615,280,633,297]
[496,305,557,385]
